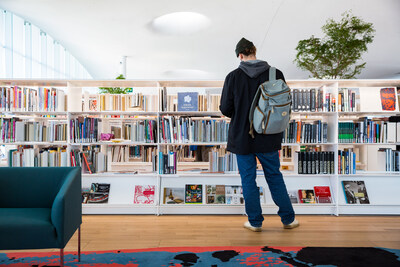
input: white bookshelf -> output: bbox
[1,79,399,215]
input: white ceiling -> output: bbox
[1,0,399,80]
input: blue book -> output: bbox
[177,92,198,112]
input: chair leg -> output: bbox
[60,248,64,267]
[78,226,81,262]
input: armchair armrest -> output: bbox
[51,167,82,248]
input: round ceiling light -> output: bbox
[151,12,211,35]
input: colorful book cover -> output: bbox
[225,185,244,205]
[134,185,155,204]
[380,87,397,111]
[87,183,110,204]
[298,189,316,204]
[177,92,198,112]
[163,187,185,204]
[342,181,370,204]
[314,186,332,204]
[185,184,203,204]
[206,185,226,204]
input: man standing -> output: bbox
[219,37,299,232]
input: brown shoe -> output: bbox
[283,219,299,229]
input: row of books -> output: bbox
[70,117,99,143]
[338,149,357,174]
[1,118,67,143]
[291,88,335,112]
[289,186,332,204]
[338,119,400,143]
[159,147,177,174]
[338,88,359,112]
[0,87,66,112]
[70,146,107,174]
[159,116,229,143]
[7,146,68,167]
[208,148,238,173]
[110,145,156,163]
[282,120,329,144]
[160,88,221,112]
[377,148,400,172]
[82,181,371,205]
[296,151,335,174]
[92,93,158,112]
[122,120,157,143]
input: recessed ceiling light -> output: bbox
[151,12,211,35]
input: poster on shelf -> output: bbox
[177,92,198,111]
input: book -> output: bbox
[206,185,226,204]
[283,120,328,144]
[298,189,316,203]
[134,185,155,204]
[296,151,334,174]
[314,186,332,203]
[225,185,244,205]
[85,183,110,204]
[288,190,299,203]
[342,181,370,204]
[291,87,335,112]
[185,184,203,204]
[177,92,198,111]
[163,187,185,204]
[380,87,397,111]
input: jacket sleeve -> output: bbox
[219,73,234,118]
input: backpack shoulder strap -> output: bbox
[248,85,263,138]
[269,66,276,81]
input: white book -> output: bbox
[57,90,65,112]
[41,151,49,167]
[15,121,25,142]
[387,122,396,143]
[61,151,68,167]
[397,122,400,143]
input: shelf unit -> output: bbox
[1,79,399,215]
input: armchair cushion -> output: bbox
[0,208,58,250]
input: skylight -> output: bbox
[151,12,211,35]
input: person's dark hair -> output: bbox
[240,45,257,56]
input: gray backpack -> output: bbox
[249,67,291,138]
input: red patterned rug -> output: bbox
[1,246,400,266]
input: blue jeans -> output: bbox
[236,151,295,227]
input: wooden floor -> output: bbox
[2,215,400,253]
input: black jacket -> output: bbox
[219,60,285,155]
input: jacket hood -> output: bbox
[239,60,270,78]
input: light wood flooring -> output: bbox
[2,215,400,253]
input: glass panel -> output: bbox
[24,21,32,78]
[0,11,6,77]
[31,24,40,78]
[12,14,24,78]
[4,10,13,77]
[46,34,54,78]
[40,30,46,77]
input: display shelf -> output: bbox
[159,142,227,146]
[82,204,157,215]
[0,111,67,116]
[339,172,400,177]
[282,143,336,146]
[70,142,157,146]
[338,143,400,145]
[0,142,68,146]
[69,111,158,116]
[159,111,223,116]
[1,78,399,215]
[82,173,157,177]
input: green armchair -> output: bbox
[0,167,82,266]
